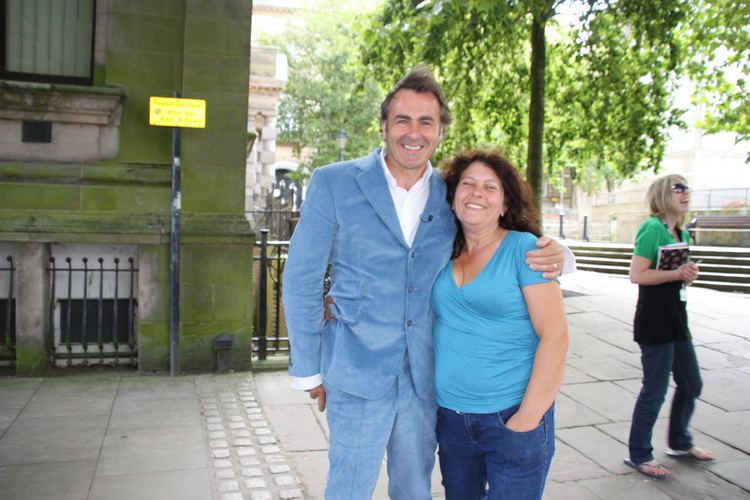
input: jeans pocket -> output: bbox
[496,407,545,436]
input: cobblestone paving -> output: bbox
[196,374,304,500]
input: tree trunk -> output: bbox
[526,10,547,217]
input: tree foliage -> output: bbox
[360,0,692,204]
[272,1,384,179]
[682,0,749,144]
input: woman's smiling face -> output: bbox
[453,161,506,231]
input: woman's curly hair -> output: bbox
[442,149,541,258]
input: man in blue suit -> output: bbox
[282,67,568,499]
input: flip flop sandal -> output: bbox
[624,458,671,479]
[665,446,715,461]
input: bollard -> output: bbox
[258,229,269,360]
[559,213,566,239]
[583,215,590,242]
[214,333,234,373]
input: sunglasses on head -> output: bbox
[671,183,689,193]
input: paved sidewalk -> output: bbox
[0,271,749,499]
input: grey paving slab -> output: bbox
[254,371,309,406]
[690,325,748,346]
[20,388,116,418]
[566,340,641,381]
[547,439,609,483]
[651,461,750,500]
[38,375,121,392]
[96,425,207,476]
[263,403,328,452]
[563,302,586,314]
[288,450,328,500]
[693,345,750,371]
[705,339,750,362]
[588,327,640,354]
[560,381,638,423]
[89,468,212,500]
[0,377,43,389]
[0,460,96,500]
[0,407,19,432]
[699,316,750,338]
[700,368,750,411]
[116,376,197,401]
[556,426,633,474]
[0,388,35,409]
[555,392,611,429]
[0,415,108,465]
[692,409,750,454]
[561,365,596,385]
[544,480,600,499]
[709,460,750,495]
[565,311,630,336]
[576,475,672,500]
[108,395,202,430]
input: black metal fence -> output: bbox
[253,230,289,360]
[0,256,15,364]
[48,256,138,367]
[247,209,300,241]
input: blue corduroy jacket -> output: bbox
[282,149,456,400]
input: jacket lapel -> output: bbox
[355,150,408,248]
[411,168,449,249]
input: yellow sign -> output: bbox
[149,97,206,128]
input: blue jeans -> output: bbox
[628,340,703,464]
[436,404,555,500]
[323,356,436,500]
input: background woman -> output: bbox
[433,149,569,499]
[624,174,714,479]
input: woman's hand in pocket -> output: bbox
[505,411,540,433]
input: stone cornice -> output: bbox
[0,80,125,126]
[0,210,254,242]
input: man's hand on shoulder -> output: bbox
[526,235,564,279]
[307,384,327,412]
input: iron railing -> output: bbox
[691,188,750,211]
[0,256,15,364]
[247,209,300,241]
[253,230,289,360]
[48,256,138,367]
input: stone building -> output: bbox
[0,0,255,374]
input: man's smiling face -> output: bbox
[381,89,443,178]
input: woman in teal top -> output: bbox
[624,174,714,479]
[433,150,569,500]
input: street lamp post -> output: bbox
[336,128,347,162]
[254,111,267,204]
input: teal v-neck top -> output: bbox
[431,230,552,413]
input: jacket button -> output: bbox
[406,320,413,327]
[408,287,415,293]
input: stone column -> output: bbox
[15,242,49,375]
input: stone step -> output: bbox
[567,241,750,293]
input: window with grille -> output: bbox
[1,0,95,85]
[58,299,133,345]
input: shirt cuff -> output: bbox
[561,242,577,274]
[291,374,323,391]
